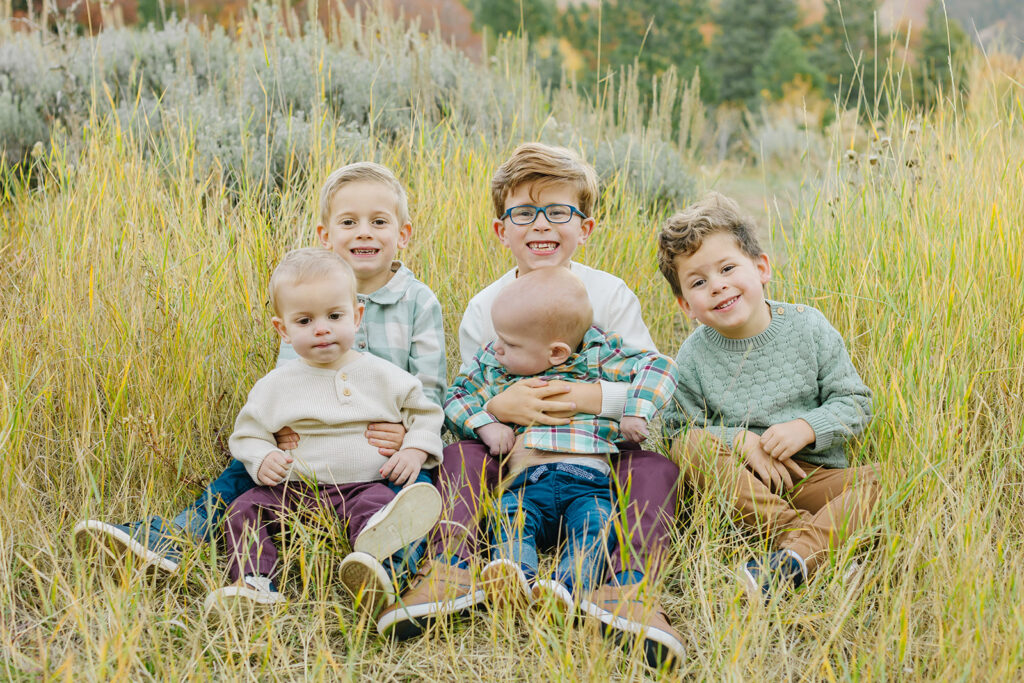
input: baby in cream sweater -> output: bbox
[205,248,445,616]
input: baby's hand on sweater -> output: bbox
[619,416,649,443]
[365,422,406,456]
[477,422,515,456]
[380,447,428,486]
[257,450,292,486]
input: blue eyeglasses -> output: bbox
[501,203,587,225]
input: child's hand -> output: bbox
[485,378,575,426]
[379,447,428,486]
[476,422,516,456]
[760,419,816,463]
[274,426,300,451]
[733,431,801,492]
[365,422,406,456]
[257,450,292,486]
[619,416,649,443]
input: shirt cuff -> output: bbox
[465,410,498,432]
[598,380,628,420]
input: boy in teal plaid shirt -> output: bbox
[76,163,447,596]
[444,267,676,613]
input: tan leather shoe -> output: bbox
[376,559,485,640]
[578,583,686,668]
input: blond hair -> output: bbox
[657,191,764,297]
[269,248,357,315]
[490,143,600,218]
[493,267,593,348]
[318,161,410,226]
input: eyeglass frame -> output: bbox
[500,203,589,225]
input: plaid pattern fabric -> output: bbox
[445,326,677,454]
[276,261,447,407]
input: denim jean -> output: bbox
[171,458,433,550]
[492,462,614,593]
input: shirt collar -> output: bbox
[358,261,411,305]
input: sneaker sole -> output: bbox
[376,588,486,640]
[204,586,286,615]
[481,559,533,610]
[353,483,441,560]
[339,553,395,617]
[530,580,575,621]
[736,563,769,605]
[578,598,687,668]
[72,520,179,575]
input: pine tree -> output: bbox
[755,27,823,100]
[813,0,881,107]
[914,2,971,109]
[708,0,798,105]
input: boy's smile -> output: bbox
[317,181,412,293]
[493,182,595,275]
[673,232,772,339]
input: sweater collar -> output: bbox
[701,300,786,352]
[358,262,411,305]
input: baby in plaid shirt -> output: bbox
[444,267,676,611]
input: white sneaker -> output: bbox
[339,551,396,616]
[531,579,575,618]
[480,558,534,609]
[204,574,285,614]
[353,482,441,560]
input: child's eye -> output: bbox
[329,312,343,320]
[690,279,705,288]
[297,317,311,325]
[340,218,357,227]
[722,264,735,273]
[373,217,390,226]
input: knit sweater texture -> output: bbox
[663,300,872,469]
[229,354,444,484]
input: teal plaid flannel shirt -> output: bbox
[277,262,446,406]
[445,326,677,454]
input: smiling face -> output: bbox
[492,181,595,275]
[316,180,412,293]
[272,273,364,370]
[673,231,772,339]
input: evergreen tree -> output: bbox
[472,0,555,38]
[813,0,881,107]
[755,27,823,100]
[915,2,971,109]
[708,0,798,105]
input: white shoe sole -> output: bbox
[481,559,533,609]
[531,579,575,618]
[339,551,396,616]
[376,586,486,637]
[578,595,687,665]
[204,584,286,614]
[73,519,179,574]
[353,482,441,560]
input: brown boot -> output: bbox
[578,583,686,669]
[376,559,485,640]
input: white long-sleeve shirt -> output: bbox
[229,354,444,485]
[457,262,658,418]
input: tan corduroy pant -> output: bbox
[678,431,879,576]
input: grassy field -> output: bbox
[2,10,1024,681]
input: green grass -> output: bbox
[2,13,1024,683]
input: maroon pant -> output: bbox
[428,440,680,581]
[223,479,395,581]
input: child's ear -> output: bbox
[316,223,330,248]
[272,317,290,342]
[675,295,696,320]
[353,301,365,330]
[396,222,413,249]
[548,341,573,366]
[756,253,771,285]
[492,217,510,245]
[578,215,596,243]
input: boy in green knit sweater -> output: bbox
[657,192,879,602]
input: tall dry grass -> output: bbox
[2,8,1024,682]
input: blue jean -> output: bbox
[492,462,614,593]
[171,458,432,548]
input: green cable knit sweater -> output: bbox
[663,300,872,469]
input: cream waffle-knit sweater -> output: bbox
[229,354,444,485]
